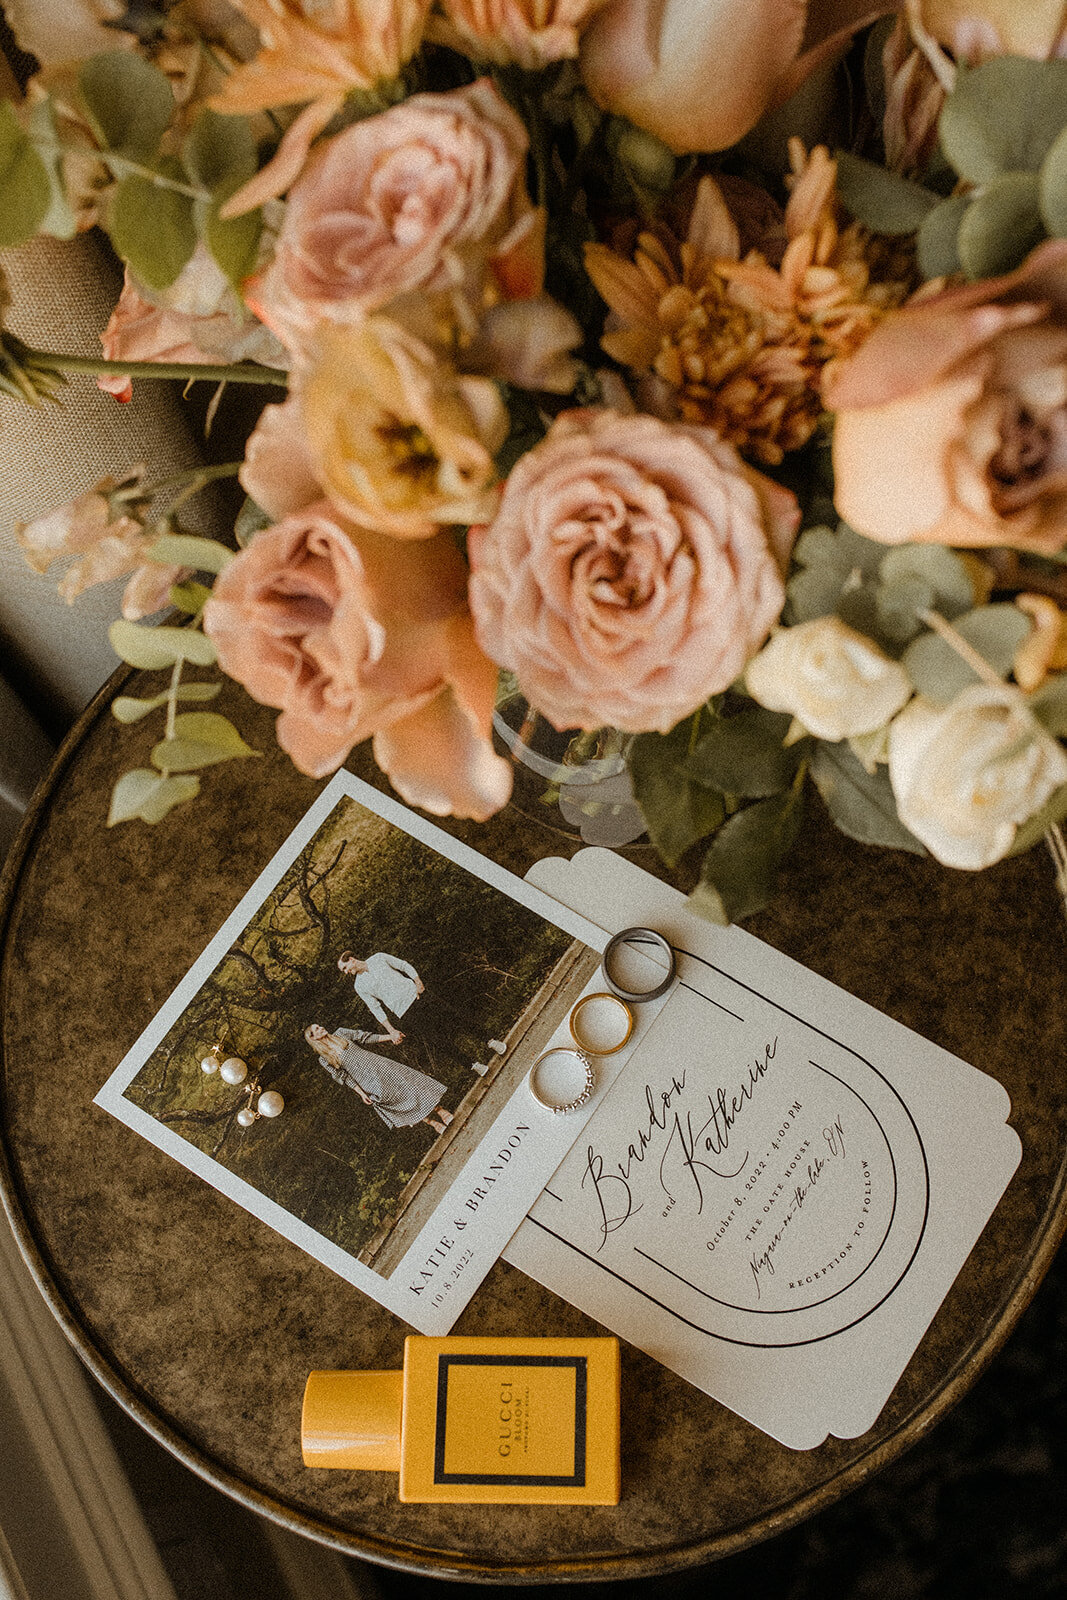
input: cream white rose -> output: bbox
[888,684,1067,869]
[746,616,912,742]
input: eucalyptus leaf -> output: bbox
[235,494,270,546]
[183,109,257,190]
[1030,673,1067,737]
[875,574,933,643]
[1039,124,1067,238]
[146,533,234,573]
[811,741,926,854]
[109,619,218,669]
[151,711,260,771]
[786,563,846,622]
[112,682,221,722]
[879,544,976,619]
[687,708,801,797]
[78,52,173,157]
[902,604,1030,701]
[690,784,804,925]
[203,180,262,288]
[170,580,213,613]
[834,150,939,234]
[107,768,199,826]
[627,721,726,868]
[956,172,1046,279]
[940,58,1067,183]
[25,99,77,240]
[1008,782,1067,856]
[0,101,51,248]
[916,193,969,280]
[108,159,196,290]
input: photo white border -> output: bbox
[94,771,611,1331]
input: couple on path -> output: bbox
[303,949,456,1138]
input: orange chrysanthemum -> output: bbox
[585,142,911,465]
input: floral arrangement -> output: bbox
[2,0,1067,922]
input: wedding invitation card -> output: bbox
[504,848,1022,1449]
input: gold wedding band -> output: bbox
[569,992,634,1056]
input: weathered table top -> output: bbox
[1,668,1065,1581]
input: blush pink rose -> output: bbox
[248,79,534,351]
[826,240,1067,554]
[203,504,512,819]
[467,409,798,733]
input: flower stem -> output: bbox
[917,608,1008,690]
[35,352,289,387]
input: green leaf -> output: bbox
[78,52,174,157]
[787,563,846,623]
[1030,673,1067,737]
[1008,782,1067,856]
[0,100,51,248]
[170,580,213,613]
[109,619,218,669]
[184,112,262,287]
[940,58,1067,183]
[202,180,262,288]
[108,156,197,290]
[916,193,969,279]
[875,574,934,644]
[235,495,270,546]
[1039,124,1067,238]
[811,741,926,854]
[628,721,726,868]
[145,533,234,573]
[834,150,940,234]
[687,708,801,797]
[151,712,260,771]
[183,109,257,190]
[902,604,1030,702]
[112,681,221,723]
[689,784,804,925]
[956,172,1046,279]
[107,769,199,825]
[879,545,976,619]
[25,98,78,240]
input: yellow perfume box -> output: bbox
[302,1335,621,1504]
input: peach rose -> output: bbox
[467,409,798,733]
[297,318,507,538]
[248,79,533,350]
[203,503,512,818]
[826,241,1067,555]
[428,0,610,69]
[579,0,893,156]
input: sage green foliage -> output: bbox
[846,55,1067,279]
[811,743,925,855]
[107,768,200,825]
[627,717,725,868]
[689,778,805,926]
[35,52,266,290]
[112,682,222,723]
[123,799,577,1257]
[0,101,50,247]
[150,711,261,772]
[109,618,218,669]
[1009,782,1067,855]
[902,604,1030,701]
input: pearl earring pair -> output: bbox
[200,1044,248,1085]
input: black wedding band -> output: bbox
[601,927,676,1003]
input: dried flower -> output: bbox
[585,145,910,465]
[15,471,192,619]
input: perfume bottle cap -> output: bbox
[301,1370,403,1470]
